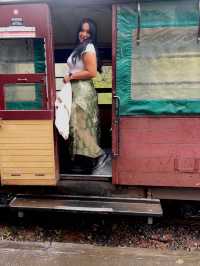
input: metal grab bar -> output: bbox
[113,95,120,157]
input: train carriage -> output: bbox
[0,0,200,217]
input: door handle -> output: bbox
[113,95,120,157]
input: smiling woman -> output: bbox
[63,18,109,174]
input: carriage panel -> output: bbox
[113,1,200,187]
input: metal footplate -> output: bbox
[9,195,163,217]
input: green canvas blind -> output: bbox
[116,0,200,115]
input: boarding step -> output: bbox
[60,174,112,182]
[9,195,163,216]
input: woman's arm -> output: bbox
[63,52,97,83]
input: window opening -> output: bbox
[0,38,46,110]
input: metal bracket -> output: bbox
[198,0,200,43]
[136,0,141,46]
[147,217,153,225]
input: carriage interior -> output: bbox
[51,4,113,176]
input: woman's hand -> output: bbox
[63,74,71,84]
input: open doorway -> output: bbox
[51,4,112,176]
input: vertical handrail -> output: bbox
[113,95,120,157]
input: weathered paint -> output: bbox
[0,4,58,185]
[0,4,55,119]
[0,120,57,185]
[113,117,200,188]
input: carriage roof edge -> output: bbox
[0,0,136,5]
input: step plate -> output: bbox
[9,196,162,216]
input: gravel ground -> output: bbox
[0,203,200,251]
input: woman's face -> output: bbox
[79,22,91,43]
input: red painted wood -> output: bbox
[113,117,200,188]
[0,73,48,111]
[0,4,50,37]
[0,84,5,110]
[0,110,52,120]
[0,4,55,116]
[112,5,118,181]
[0,74,45,83]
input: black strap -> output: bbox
[136,0,141,46]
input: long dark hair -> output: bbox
[72,18,97,65]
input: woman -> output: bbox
[64,18,108,173]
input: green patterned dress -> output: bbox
[69,79,103,158]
